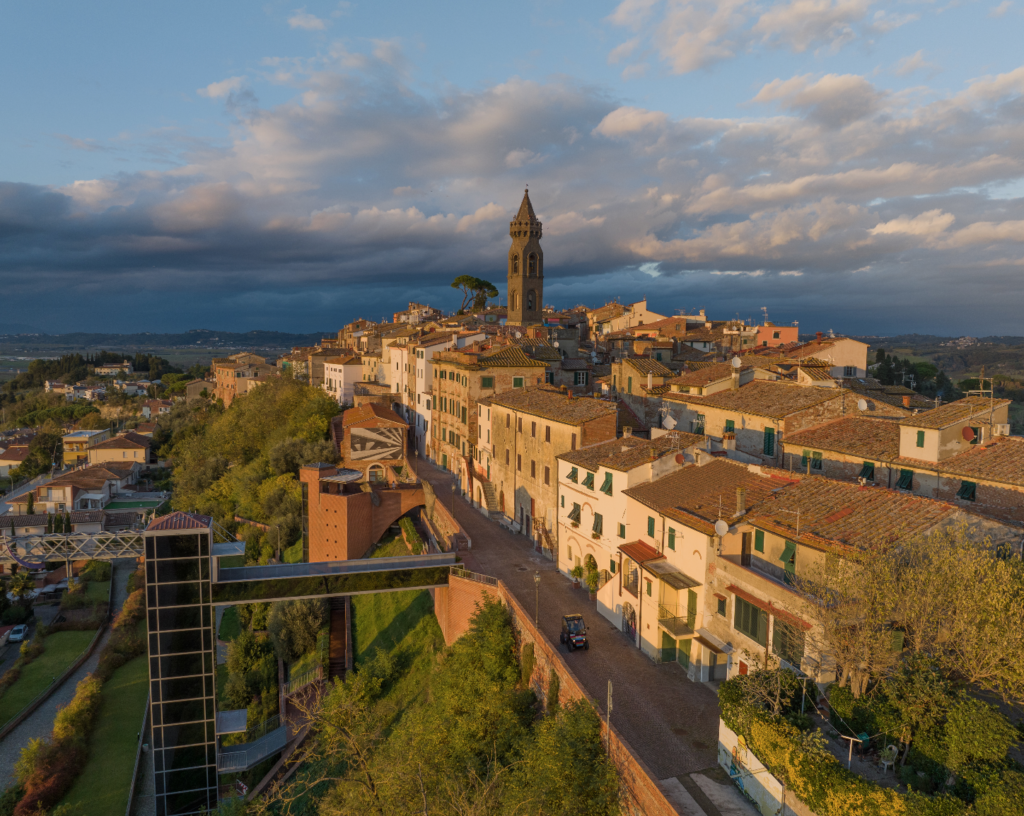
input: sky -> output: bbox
[2,0,1024,336]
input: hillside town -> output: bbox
[0,191,1021,816]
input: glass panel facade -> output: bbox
[145,531,218,816]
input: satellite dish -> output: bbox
[663,415,677,430]
[857,399,868,412]
[553,341,559,348]
[515,331,522,339]
[714,519,729,537]
[731,356,742,369]
[962,426,975,442]
[674,453,684,464]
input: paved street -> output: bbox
[417,459,722,780]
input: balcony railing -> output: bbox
[658,604,698,638]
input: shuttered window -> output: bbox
[513,377,524,388]
[609,558,616,575]
[692,414,705,434]
[481,376,494,389]
[647,517,655,537]
[859,461,875,480]
[801,449,810,468]
[969,426,981,445]
[583,472,595,490]
[734,597,768,646]
[956,481,977,501]
[916,430,925,448]
[897,469,914,490]
[617,523,626,539]
[725,419,735,433]
[593,514,603,535]
[754,530,764,552]
[772,619,806,668]
[567,467,578,483]
[568,503,581,523]
[763,427,775,456]
[780,540,797,582]
[600,473,613,495]
[811,451,823,471]
[668,528,676,550]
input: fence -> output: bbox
[124,692,151,816]
[218,722,289,772]
[283,666,323,696]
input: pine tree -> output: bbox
[46,513,52,534]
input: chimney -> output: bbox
[816,331,823,342]
[623,426,632,438]
[903,395,911,408]
[731,369,740,391]
[723,432,736,451]
[736,487,746,517]
[647,372,653,389]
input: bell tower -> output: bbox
[506,189,543,327]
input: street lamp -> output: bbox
[534,571,540,626]
[451,483,456,516]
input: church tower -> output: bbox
[506,189,543,327]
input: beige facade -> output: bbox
[62,428,112,467]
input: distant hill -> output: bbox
[0,328,330,349]
[0,323,44,335]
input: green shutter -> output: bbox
[627,376,632,394]
[725,419,735,433]
[583,471,595,489]
[956,481,977,501]
[610,559,616,575]
[801,449,810,468]
[568,503,581,523]
[668,528,675,550]
[897,469,914,490]
[513,377,523,388]
[687,590,697,628]
[780,540,797,582]
[568,467,578,483]
[754,530,764,552]
[811,451,822,470]
[916,430,925,448]
[764,427,775,456]
[618,523,626,539]
[645,580,651,597]
[600,472,613,495]
[858,461,875,480]
[593,513,603,535]
[481,376,493,388]
[647,517,655,537]
[969,426,980,445]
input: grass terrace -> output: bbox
[0,630,97,728]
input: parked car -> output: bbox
[559,614,588,651]
[8,624,28,643]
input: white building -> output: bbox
[322,355,363,406]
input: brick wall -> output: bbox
[437,574,684,816]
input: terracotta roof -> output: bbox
[669,362,748,388]
[491,386,616,425]
[622,357,674,377]
[147,511,212,531]
[619,540,663,564]
[91,432,151,450]
[623,458,786,535]
[559,358,591,371]
[665,380,843,418]
[746,478,957,553]
[783,417,901,461]
[104,511,140,526]
[324,355,362,366]
[340,402,406,428]
[589,303,626,322]
[847,382,931,411]
[897,396,1012,429]
[908,435,1024,488]
[2,511,106,527]
[43,464,134,491]
[557,431,705,472]
[799,367,835,382]
[477,346,549,368]
[0,446,30,463]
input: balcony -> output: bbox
[658,604,698,638]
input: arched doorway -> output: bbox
[622,602,637,642]
[368,464,385,483]
[499,492,505,514]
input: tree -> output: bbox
[26,492,34,515]
[268,599,327,664]
[874,347,886,364]
[10,571,36,607]
[451,276,499,313]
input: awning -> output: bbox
[695,636,726,654]
[619,540,663,564]
[726,584,811,631]
[646,559,700,590]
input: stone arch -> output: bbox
[511,255,519,276]
[526,290,535,311]
[368,464,385,483]
[583,553,597,573]
[528,253,537,276]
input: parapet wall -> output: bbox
[438,572,683,816]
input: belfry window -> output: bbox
[526,291,535,311]
[511,256,519,276]
[528,254,537,276]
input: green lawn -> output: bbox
[57,653,150,816]
[85,580,110,603]
[0,630,97,727]
[219,606,241,641]
[283,541,304,563]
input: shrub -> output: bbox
[399,517,424,555]
[126,566,145,595]
[0,785,24,816]
[268,599,326,664]
[79,561,111,582]
[1,606,30,626]
[546,668,560,715]
[520,641,535,687]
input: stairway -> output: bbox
[480,479,501,519]
[328,597,348,681]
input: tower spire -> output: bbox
[506,189,543,327]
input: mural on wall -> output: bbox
[350,427,403,460]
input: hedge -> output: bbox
[399,517,425,555]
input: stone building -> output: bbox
[506,189,544,327]
[486,386,617,548]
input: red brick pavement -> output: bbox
[418,458,721,780]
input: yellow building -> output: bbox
[62,428,112,467]
[87,431,152,466]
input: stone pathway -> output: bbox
[0,559,133,789]
[418,459,723,780]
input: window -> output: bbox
[513,377,524,388]
[571,434,577,450]
[801,449,811,468]
[779,540,797,584]
[734,597,768,646]
[844,366,855,377]
[725,419,735,433]
[609,559,616,575]
[505,449,510,465]
[568,467,578,483]
[574,371,589,386]
[773,331,780,339]
[517,454,522,472]
[763,427,775,456]
[544,466,550,486]
[754,530,764,552]
[627,376,632,394]
[772,619,806,668]
[517,417,522,432]
[645,579,652,597]
[545,426,551,442]
[897,469,914,490]
[717,597,727,616]
[647,517,655,537]
[531,421,536,437]
[482,376,494,389]
[568,503,581,523]
[668,528,675,550]
[692,414,706,435]
[916,430,925,448]
[600,472,613,495]
[956,480,977,501]
[593,514,603,535]
[969,426,981,445]
[545,371,555,384]
[462,407,467,424]
[811,451,822,471]
[530,460,536,478]
[582,471,595,489]
[617,523,626,539]
[859,461,875,480]
[506,414,510,428]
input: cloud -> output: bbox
[198,76,246,98]
[989,1,1012,17]
[894,49,939,77]
[288,8,327,30]
[6,43,1024,334]
[605,0,910,74]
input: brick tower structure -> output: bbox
[506,189,543,327]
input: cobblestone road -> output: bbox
[418,459,721,779]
